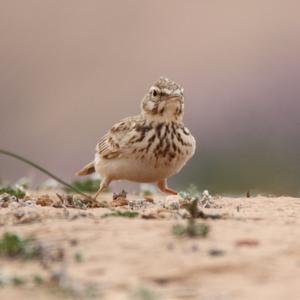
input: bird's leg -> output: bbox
[157,179,178,195]
[93,178,111,200]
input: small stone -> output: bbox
[177,209,190,218]
[112,197,129,207]
[69,239,78,246]
[155,199,165,208]
[36,194,53,207]
[14,210,41,224]
[141,208,159,219]
[0,193,18,208]
[144,195,154,203]
[235,239,259,247]
[167,243,174,250]
[113,190,127,200]
[8,202,20,209]
[129,199,147,209]
[112,190,129,207]
[191,244,199,252]
[208,248,225,256]
[165,196,180,210]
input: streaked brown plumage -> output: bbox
[77,77,196,199]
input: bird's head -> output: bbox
[141,77,184,122]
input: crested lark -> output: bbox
[76,77,196,199]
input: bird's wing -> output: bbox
[96,115,144,159]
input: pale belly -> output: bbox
[94,153,189,183]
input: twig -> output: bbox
[0,149,91,199]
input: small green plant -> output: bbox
[0,233,27,257]
[183,197,199,218]
[0,232,41,259]
[0,273,43,287]
[142,190,153,197]
[11,276,26,286]
[85,284,98,298]
[172,222,209,238]
[0,186,25,198]
[33,274,44,285]
[130,287,159,300]
[74,251,83,263]
[63,178,101,194]
[172,198,210,238]
[102,210,139,218]
[0,149,91,199]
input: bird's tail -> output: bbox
[76,161,95,176]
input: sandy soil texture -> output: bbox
[0,193,299,300]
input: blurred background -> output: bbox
[0,0,299,196]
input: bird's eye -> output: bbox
[152,89,158,97]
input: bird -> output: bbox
[76,77,196,200]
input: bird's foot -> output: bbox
[163,187,178,195]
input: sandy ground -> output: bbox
[0,193,300,300]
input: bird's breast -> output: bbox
[128,121,195,169]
